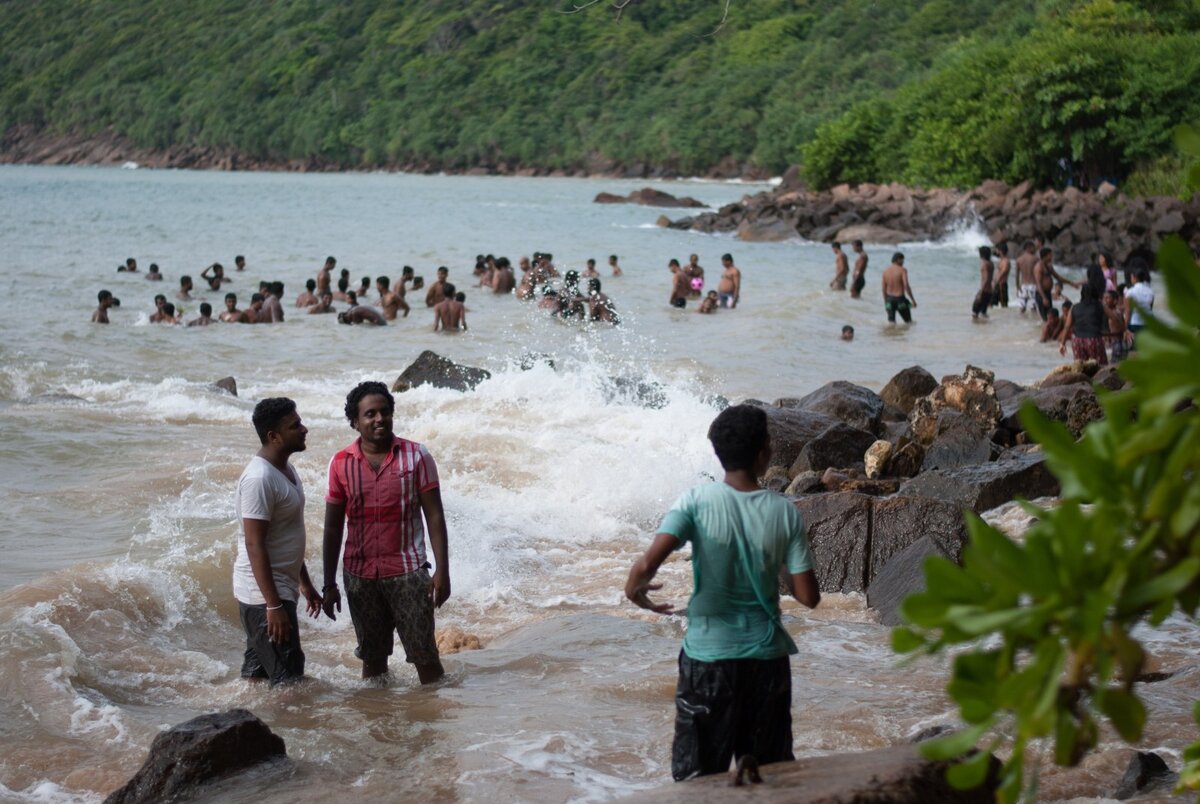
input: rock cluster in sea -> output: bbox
[754,362,1117,624]
[660,170,1200,267]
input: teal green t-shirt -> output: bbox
[658,482,812,662]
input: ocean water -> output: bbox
[0,165,1193,802]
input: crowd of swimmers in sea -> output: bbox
[826,235,1159,363]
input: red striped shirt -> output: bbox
[326,436,440,579]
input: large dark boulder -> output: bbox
[104,710,286,804]
[1114,751,1178,800]
[760,406,842,473]
[880,366,938,414]
[791,380,885,434]
[212,376,237,397]
[921,411,996,471]
[871,495,971,578]
[1001,383,1101,437]
[793,492,872,592]
[900,447,1059,513]
[790,422,878,474]
[867,536,944,626]
[392,350,491,393]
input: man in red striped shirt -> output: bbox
[321,381,451,683]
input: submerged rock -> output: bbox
[213,376,238,396]
[104,709,285,804]
[393,350,491,393]
[1114,751,1178,800]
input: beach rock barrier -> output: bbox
[1113,751,1178,800]
[660,179,1200,267]
[593,187,706,208]
[392,350,491,393]
[622,743,999,803]
[104,709,285,804]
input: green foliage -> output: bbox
[895,225,1200,797]
[803,0,1200,188]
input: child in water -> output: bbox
[698,291,718,314]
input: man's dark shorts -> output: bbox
[239,599,304,686]
[345,568,440,666]
[671,297,687,309]
[885,295,912,323]
[671,649,794,781]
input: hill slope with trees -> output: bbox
[1,0,1197,189]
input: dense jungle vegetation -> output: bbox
[1,0,1197,189]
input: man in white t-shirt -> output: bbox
[232,397,323,685]
[1123,266,1155,351]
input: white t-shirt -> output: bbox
[232,456,306,605]
[1125,282,1154,327]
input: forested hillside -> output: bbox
[1,0,1197,188]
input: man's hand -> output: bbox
[301,583,323,619]
[322,586,342,621]
[430,568,451,608]
[627,580,675,614]
[266,606,290,643]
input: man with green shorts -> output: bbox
[626,404,821,780]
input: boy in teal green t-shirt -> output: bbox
[626,404,821,781]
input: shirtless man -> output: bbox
[296,279,318,308]
[333,276,352,302]
[261,282,285,323]
[201,263,228,292]
[972,246,994,319]
[843,240,866,299]
[124,258,139,273]
[538,286,561,314]
[357,277,372,302]
[830,242,849,290]
[698,290,718,314]
[433,283,467,332]
[188,302,214,327]
[1103,290,1128,361]
[235,255,246,272]
[220,293,245,323]
[316,257,335,297]
[581,259,600,279]
[516,258,536,301]
[178,275,194,301]
[377,276,402,320]
[717,253,740,309]
[685,254,705,298]
[587,278,619,325]
[881,252,917,324]
[393,267,414,316]
[426,267,450,307]
[92,290,115,323]
[338,306,387,326]
[668,260,690,309]
[1034,247,1080,321]
[157,302,180,324]
[1014,241,1039,314]
[147,263,163,282]
[492,258,515,295]
[149,294,169,323]
[609,254,623,277]
[244,293,265,324]
[991,243,1011,308]
[308,291,335,315]
[1040,308,1063,342]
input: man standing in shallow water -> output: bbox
[232,398,323,686]
[322,381,451,683]
[626,404,820,780]
[881,252,917,324]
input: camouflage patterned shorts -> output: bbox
[344,568,439,666]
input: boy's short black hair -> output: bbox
[707,405,769,473]
[344,381,393,425]
[199,302,212,315]
[252,397,296,444]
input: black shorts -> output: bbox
[671,650,794,781]
[345,568,440,666]
[884,295,912,323]
[671,297,686,309]
[1034,290,1054,321]
[850,274,865,295]
[239,599,305,686]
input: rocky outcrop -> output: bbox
[436,626,483,654]
[757,405,843,473]
[867,537,944,627]
[104,710,285,804]
[623,744,999,803]
[593,187,706,208]
[899,447,1060,513]
[393,350,491,393]
[212,376,238,396]
[784,380,885,435]
[790,423,878,474]
[920,411,996,471]
[661,179,1200,267]
[880,366,938,415]
[1114,751,1178,800]
[794,493,969,593]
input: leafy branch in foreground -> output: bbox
[892,230,1200,802]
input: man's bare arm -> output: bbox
[419,487,451,607]
[786,569,821,609]
[244,518,289,643]
[625,532,681,613]
[321,501,347,620]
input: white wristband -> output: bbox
[266,603,283,611]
